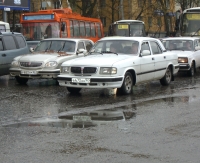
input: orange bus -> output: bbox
[20,8,104,43]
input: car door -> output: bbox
[0,38,6,75]
[0,35,18,75]
[149,41,167,79]
[194,39,200,68]
[138,41,155,82]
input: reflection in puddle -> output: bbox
[2,108,136,129]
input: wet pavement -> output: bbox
[1,72,200,163]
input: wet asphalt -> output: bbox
[1,72,200,163]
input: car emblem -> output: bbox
[28,62,31,66]
[81,67,84,75]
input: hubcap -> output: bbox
[125,75,132,91]
[166,69,171,83]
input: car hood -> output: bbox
[169,50,193,57]
[16,51,73,62]
[62,54,133,66]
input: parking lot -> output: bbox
[1,72,200,163]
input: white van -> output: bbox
[0,21,10,32]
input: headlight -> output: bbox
[178,57,188,63]
[45,61,57,67]
[61,66,70,73]
[11,60,19,67]
[100,67,117,74]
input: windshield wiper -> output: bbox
[101,51,118,55]
[57,42,66,52]
[191,27,200,37]
[45,42,52,52]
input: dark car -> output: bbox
[0,32,29,76]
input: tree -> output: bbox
[70,0,98,17]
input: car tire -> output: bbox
[187,62,195,77]
[67,87,82,94]
[160,67,172,86]
[15,76,28,85]
[118,72,133,95]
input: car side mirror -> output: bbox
[30,47,34,52]
[141,50,151,56]
[76,48,87,54]
[195,46,200,51]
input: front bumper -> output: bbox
[57,75,123,88]
[178,63,190,71]
[9,68,60,79]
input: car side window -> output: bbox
[0,39,4,51]
[141,41,151,55]
[2,36,17,50]
[78,42,85,49]
[85,41,93,51]
[15,35,26,48]
[150,41,162,55]
[194,39,200,47]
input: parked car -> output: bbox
[9,38,94,84]
[57,36,180,95]
[0,32,29,76]
[162,37,200,76]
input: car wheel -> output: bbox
[15,76,28,85]
[160,67,172,86]
[67,87,82,94]
[188,62,195,77]
[118,72,133,95]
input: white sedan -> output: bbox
[162,37,200,76]
[9,38,94,84]
[57,37,180,95]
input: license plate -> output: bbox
[21,70,37,75]
[72,78,90,83]
[73,115,91,121]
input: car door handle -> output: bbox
[152,57,154,60]
[164,56,166,59]
[2,54,6,57]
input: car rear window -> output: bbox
[15,35,26,48]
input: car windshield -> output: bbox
[90,40,139,55]
[162,40,194,51]
[34,40,76,52]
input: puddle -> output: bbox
[2,108,136,129]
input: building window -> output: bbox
[100,17,106,27]
[41,2,47,10]
[148,17,152,27]
[30,3,34,12]
[54,1,61,9]
[100,0,106,7]
[166,0,170,9]
[157,18,161,27]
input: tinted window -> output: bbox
[15,35,26,48]
[78,42,85,49]
[85,22,91,37]
[150,41,162,54]
[96,23,102,37]
[141,42,150,53]
[91,23,96,37]
[0,39,4,51]
[79,21,85,37]
[3,36,17,50]
[70,20,74,37]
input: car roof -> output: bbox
[99,36,160,42]
[162,37,199,41]
[0,32,23,35]
[42,38,94,43]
